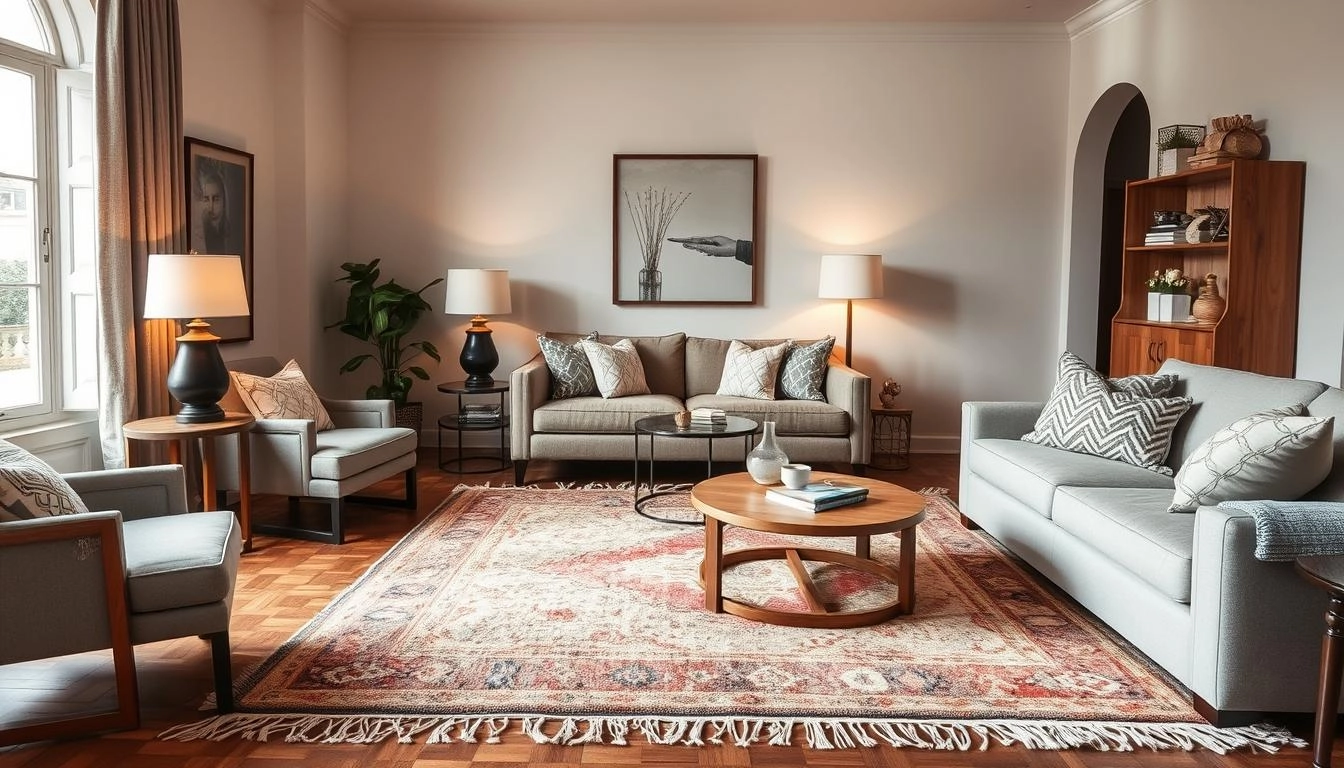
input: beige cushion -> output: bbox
[684,395,850,435]
[533,394,683,433]
[686,336,791,396]
[311,427,418,480]
[716,340,788,399]
[1169,407,1335,513]
[0,438,89,522]
[581,338,651,399]
[230,359,335,431]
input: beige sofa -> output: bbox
[509,332,871,485]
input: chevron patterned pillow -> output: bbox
[717,340,789,399]
[1023,352,1192,475]
[580,338,651,399]
[778,336,835,401]
[537,332,599,399]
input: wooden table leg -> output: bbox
[898,527,917,615]
[704,518,724,613]
[166,438,182,466]
[199,437,217,513]
[237,431,252,553]
[855,534,871,561]
[1314,593,1344,768]
[124,438,136,468]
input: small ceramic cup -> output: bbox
[780,463,812,489]
[674,410,692,429]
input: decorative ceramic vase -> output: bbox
[1192,273,1227,324]
[1157,293,1191,323]
[1147,292,1162,322]
[746,421,789,485]
[638,268,662,302]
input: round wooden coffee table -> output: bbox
[690,471,926,628]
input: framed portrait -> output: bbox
[613,154,759,305]
[185,137,254,343]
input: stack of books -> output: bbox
[690,407,726,428]
[1144,222,1187,245]
[458,404,502,425]
[765,481,869,512]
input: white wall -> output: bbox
[346,24,1070,449]
[1063,0,1344,384]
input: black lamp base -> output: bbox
[176,402,227,423]
[460,324,499,389]
[166,320,230,424]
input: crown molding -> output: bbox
[353,21,1068,44]
[305,0,350,34]
[1066,0,1152,40]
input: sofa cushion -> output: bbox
[1052,486,1194,603]
[311,427,418,480]
[716,340,788,399]
[685,394,850,435]
[546,332,685,398]
[1169,407,1334,513]
[779,336,836,401]
[533,394,684,433]
[1305,386,1344,502]
[582,338,652,399]
[686,336,791,396]
[1157,359,1328,468]
[537,332,598,399]
[967,438,1175,519]
[0,439,89,522]
[123,510,239,613]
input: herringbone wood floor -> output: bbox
[0,451,1328,766]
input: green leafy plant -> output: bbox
[329,260,443,406]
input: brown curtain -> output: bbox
[95,0,183,469]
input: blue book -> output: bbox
[764,482,868,512]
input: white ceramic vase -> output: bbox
[1147,292,1162,322]
[1158,293,1191,323]
[746,421,789,485]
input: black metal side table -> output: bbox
[437,380,510,474]
[871,408,912,470]
[632,414,758,525]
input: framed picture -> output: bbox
[613,154,759,305]
[185,137,254,343]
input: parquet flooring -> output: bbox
[0,452,1329,766]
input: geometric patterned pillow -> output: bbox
[579,338,651,399]
[0,438,89,522]
[1112,372,1178,398]
[778,336,835,401]
[1169,407,1334,513]
[537,332,598,399]
[1022,352,1192,475]
[229,359,335,431]
[717,340,788,399]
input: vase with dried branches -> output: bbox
[624,186,690,301]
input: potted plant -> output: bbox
[329,259,443,431]
[1144,267,1191,322]
[1155,125,1204,176]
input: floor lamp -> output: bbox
[818,253,884,368]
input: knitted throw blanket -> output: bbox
[1219,500,1344,561]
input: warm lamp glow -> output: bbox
[444,268,512,388]
[818,254,884,368]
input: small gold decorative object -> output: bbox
[674,410,692,429]
[878,378,902,409]
[1192,273,1227,324]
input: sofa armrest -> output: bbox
[1189,504,1330,712]
[961,401,1044,443]
[510,353,551,461]
[213,418,316,497]
[64,465,189,521]
[322,397,394,428]
[823,360,871,464]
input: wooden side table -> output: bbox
[871,408,912,470]
[1297,555,1344,768]
[123,413,255,552]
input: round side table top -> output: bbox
[634,414,758,438]
[691,471,926,538]
[123,413,255,439]
[437,380,510,395]
[1297,555,1344,593]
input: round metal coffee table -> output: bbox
[632,414,758,524]
[691,471,927,628]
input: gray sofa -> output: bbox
[510,333,871,485]
[960,358,1344,725]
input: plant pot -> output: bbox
[1158,148,1195,176]
[1157,293,1191,323]
[395,401,424,433]
[638,268,662,302]
[1147,292,1162,322]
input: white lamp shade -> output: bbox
[818,253,884,300]
[445,268,512,316]
[143,254,250,319]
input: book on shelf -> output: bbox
[764,481,869,512]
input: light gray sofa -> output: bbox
[960,358,1344,725]
[510,333,871,485]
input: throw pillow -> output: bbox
[537,332,599,399]
[717,340,789,399]
[1111,372,1178,399]
[230,359,336,431]
[580,338,651,399]
[0,438,89,522]
[1169,406,1334,513]
[1023,352,1192,475]
[778,336,836,401]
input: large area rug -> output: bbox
[164,486,1301,753]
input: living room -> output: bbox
[3,0,1344,763]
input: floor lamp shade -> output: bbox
[143,254,251,423]
[818,253,884,368]
[444,268,512,388]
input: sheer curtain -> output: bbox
[95,0,184,469]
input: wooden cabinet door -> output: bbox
[1110,323,1156,377]
[1149,326,1213,369]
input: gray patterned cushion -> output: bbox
[1023,352,1192,475]
[1112,372,1178,398]
[778,336,835,401]
[0,439,89,522]
[716,340,788,399]
[580,338,651,399]
[1169,406,1334,513]
[537,332,598,399]
[230,359,335,431]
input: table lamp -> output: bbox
[818,253,884,367]
[444,268,512,388]
[143,254,251,423]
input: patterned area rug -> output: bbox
[164,486,1300,753]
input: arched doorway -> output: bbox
[1063,84,1149,373]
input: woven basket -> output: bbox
[395,401,424,433]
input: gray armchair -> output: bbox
[0,464,241,745]
[213,357,418,545]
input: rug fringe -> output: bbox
[159,714,1304,754]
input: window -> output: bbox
[0,0,96,424]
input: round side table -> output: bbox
[1297,555,1344,768]
[123,413,255,552]
[871,408,912,470]
[437,380,511,474]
